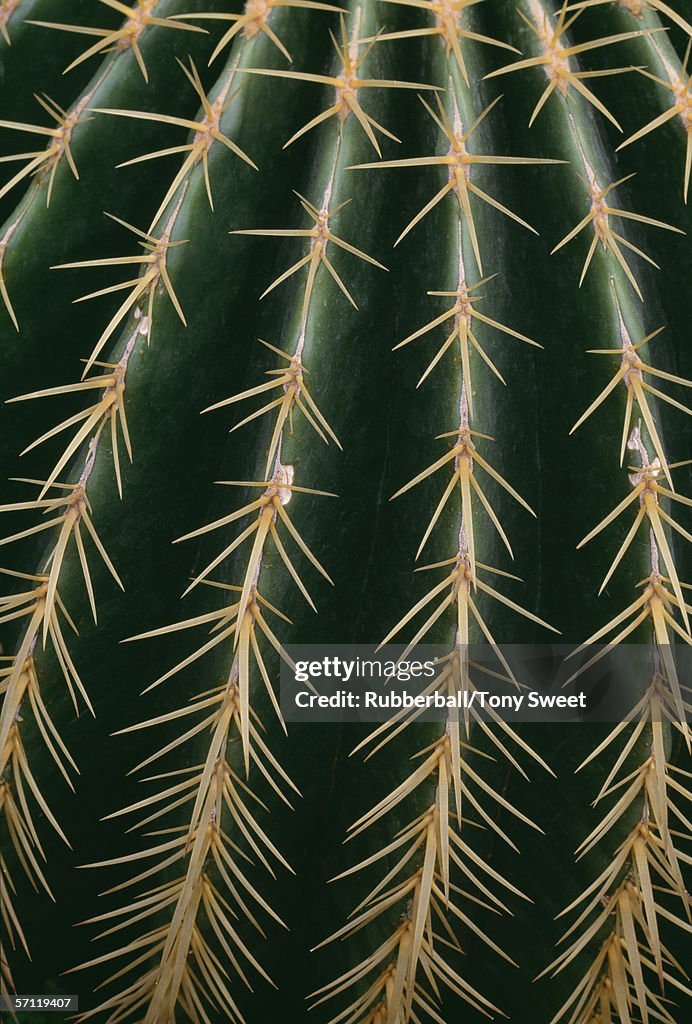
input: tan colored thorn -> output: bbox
[242,0,279,39]
[0,476,123,643]
[544,824,692,1024]
[204,338,341,477]
[486,0,654,128]
[566,0,692,38]
[173,0,344,65]
[577,453,691,622]
[177,467,334,637]
[237,12,438,154]
[0,86,96,206]
[551,170,683,299]
[568,559,691,734]
[73,739,293,1021]
[369,0,519,85]
[0,210,28,330]
[232,190,386,327]
[395,272,541,409]
[0,570,92,765]
[350,88,563,270]
[618,41,692,202]
[315,640,545,1022]
[28,0,206,81]
[572,302,692,487]
[7,361,133,498]
[93,59,257,233]
[380,542,557,680]
[53,200,189,378]
[1,672,74,846]
[122,575,299,774]
[391,390,536,578]
[0,0,22,44]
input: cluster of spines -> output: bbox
[64,7,388,1023]
[613,11,692,202]
[173,0,345,66]
[315,1,692,1021]
[27,0,207,83]
[0,67,112,330]
[0,0,279,1006]
[0,254,174,990]
[0,302,155,994]
[0,460,118,992]
[0,0,206,326]
[546,374,692,1022]
[361,0,519,86]
[75,6,564,1019]
[92,55,259,232]
[308,16,569,1016]
[508,1,692,1021]
[486,0,653,130]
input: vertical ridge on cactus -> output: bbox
[0,0,691,1021]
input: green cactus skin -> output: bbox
[1,1,691,1022]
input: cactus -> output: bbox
[1,1,691,1022]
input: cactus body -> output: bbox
[1,2,691,1022]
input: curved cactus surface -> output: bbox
[1,1,692,1023]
